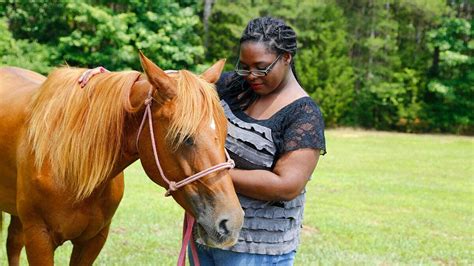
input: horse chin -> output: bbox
[195,222,239,248]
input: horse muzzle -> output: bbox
[195,210,243,248]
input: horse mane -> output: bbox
[27,68,225,201]
[166,70,226,151]
[27,68,140,201]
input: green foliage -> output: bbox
[342,1,407,130]
[126,4,205,70]
[56,1,205,70]
[358,68,424,132]
[206,0,262,67]
[57,2,136,69]
[1,1,204,71]
[0,17,54,74]
[293,4,354,127]
[2,2,69,44]
[395,0,449,71]
[0,17,12,55]
[424,17,473,134]
[335,0,473,133]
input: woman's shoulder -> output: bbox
[215,71,238,98]
[278,96,321,119]
[216,71,235,90]
[279,96,326,154]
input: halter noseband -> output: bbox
[136,89,235,197]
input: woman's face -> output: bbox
[238,41,290,96]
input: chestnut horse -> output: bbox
[0,52,243,265]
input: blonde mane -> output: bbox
[27,68,140,200]
[166,70,226,151]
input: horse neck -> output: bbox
[108,78,151,178]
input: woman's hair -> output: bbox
[221,17,299,110]
[240,17,297,60]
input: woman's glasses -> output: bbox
[235,54,282,77]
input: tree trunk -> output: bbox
[429,46,440,77]
[203,0,215,57]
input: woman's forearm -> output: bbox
[230,149,319,202]
[230,168,305,202]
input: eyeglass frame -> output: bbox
[234,54,283,77]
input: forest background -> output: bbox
[0,0,472,134]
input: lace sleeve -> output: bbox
[282,100,326,155]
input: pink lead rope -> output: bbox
[136,89,235,266]
[177,213,200,266]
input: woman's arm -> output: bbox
[231,148,320,202]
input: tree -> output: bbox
[425,17,473,133]
[1,1,205,71]
[206,0,262,67]
[292,3,354,126]
[203,0,215,56]
[0,17,54,74]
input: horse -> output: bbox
[0,51,243,265]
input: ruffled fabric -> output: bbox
[222,192,306,255]
[243,217,299,231]
[227,122,276,154]
[222,100,273,140]
[225,138,274,168]
[223,238,300,255]
[239,193,305,209]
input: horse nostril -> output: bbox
[218,219,230,236]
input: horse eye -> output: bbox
[183,136,195,146]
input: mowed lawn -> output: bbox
[1,129,473,265]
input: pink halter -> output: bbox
[136,89,235,266]
[136,89,235,197]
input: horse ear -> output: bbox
[139,51,176,99]
[200,59,226,84]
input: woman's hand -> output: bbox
[78,66,109,88]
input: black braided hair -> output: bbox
[221,17,299,111]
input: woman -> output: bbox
[79,16,326,266]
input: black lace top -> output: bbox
[196,72,326,255]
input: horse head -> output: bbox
[133,52,243,247]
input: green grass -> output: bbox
[1,129,473,265]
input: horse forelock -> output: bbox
[166,70,226,151]
[27,68,140,201]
